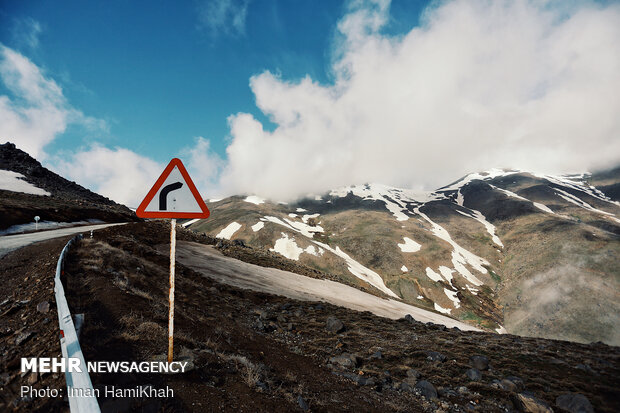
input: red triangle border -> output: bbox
[135,158,210,219]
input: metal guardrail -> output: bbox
[54,234,101,413]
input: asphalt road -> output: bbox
[0,223,126,258]
[173,241,481,331]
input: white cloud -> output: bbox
[196,0,251,37]
[52,145,163,208]
[11,17,42,49]
[50,138,223,208]
[180,136,224,198]
[0,45,106,160]
[219,0,620,201]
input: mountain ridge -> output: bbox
[186,167,620,345]
[0,141,139,230]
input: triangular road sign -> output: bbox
[136,158,210,219]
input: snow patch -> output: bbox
[440,169,519,191]
[283,218,324,238]
[438,266,455,286]
[444,288,460,308]
[434,303,452,315]
[491,185,561,217]
[330,183,442,222]
[466,285,479,295]
[244,195,265,205]
[262,215,324,238]
[305,245,323,257]
[270,233,304,260]
[533,202,554,214]
[296,208,307,212]
[0,170,50,196]
[251,222,264,232]
[415,207,486,286]
[398,237,421,252]
[425,267,443,283]
[314,240,398,298]
[262,216,291,228]
[554,188,620,222]
[181,218,201,228]
[216,222,242,239]
[457,209,503,247]
[456,189,464,206]
[301,213,320,223]
[401,265,408,272]
[534,172,620,206]
[489,185,530,201]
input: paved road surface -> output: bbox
[0,223,126,257]
[173,241,481,331]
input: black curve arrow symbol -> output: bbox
[159,182,183,210]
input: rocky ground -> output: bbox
[1,221,618,412]
[0,235,79,412]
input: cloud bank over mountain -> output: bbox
[220,0,620,200]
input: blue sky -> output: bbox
[0,1,427,161]
[1,0,345,158]
[1,1,619,205]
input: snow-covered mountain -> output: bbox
[186,167,620,345]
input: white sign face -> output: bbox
[143,166,203,213]
[136,158,210,219]
[34,216,40,222]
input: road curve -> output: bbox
[0,223,126,257]
[173,241,481,332]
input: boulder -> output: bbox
[326,316,345,333]
[555,393,593,413]
[297,396,309,411]
[470,355,490,370]
[36,301,50,313]
[415,380,438,400]
[426,351,447,362]
[330,354,355,368]
[501,379,518,392]
[465,368,482,381]
[503,376,525,392]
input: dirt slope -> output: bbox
[3,221,617,412]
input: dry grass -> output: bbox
[112,276,129,290]
[118,311,165,341]
[216,353,264,389]
[127,286,153,300]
